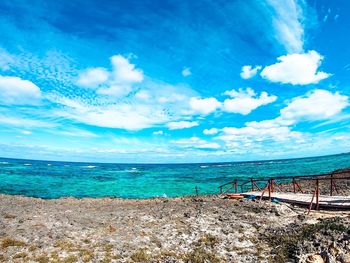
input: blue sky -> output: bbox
[0,0,350,163]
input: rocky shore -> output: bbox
[0,194,349,263]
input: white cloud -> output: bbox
[173,137,220,149]
[280,89,349,122]
[21,130,32,135]
[266,0,305,53]
[48,80,199,131]
[0,50,14,71]
[110,55,143,83]
[76,68,109,88]
[76,55,143,97]
[223,88,277,115]
[182,67,191,77]
[260,51,331,85]
[0,76,41,105]
[219,123,302,144]
[167,121,199,130]
[203,128,219,135]
[153,130,164,135]
[54,99,169,131]
[240,65,262,79]
[189,97,221,115]
[97,85,132,97]
[0,114,55,128]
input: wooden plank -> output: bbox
[241,191,350,209]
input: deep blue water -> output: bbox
[0,153,350,199]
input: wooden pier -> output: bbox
[218,169,350,212]
[241,191,350,209]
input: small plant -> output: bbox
[34,255,50,263]
[13,252,28,259]
[1,238,26,248]
[130,249,149,262]
[184,247,224,263]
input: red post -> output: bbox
[293,178,296,193]
[271,179,275,193]
[316,179,320,210]
[330,174,333,196]
[308,190,316,214]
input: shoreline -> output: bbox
[1,193,350,262]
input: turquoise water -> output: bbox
[0,153,350,199]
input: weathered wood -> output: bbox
[242,191,350,209]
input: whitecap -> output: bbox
[0,161,9,164]
[200,165,208,168]
[47,164,52,166]
[24,163,32,166]
[81,165,96,168]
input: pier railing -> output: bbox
[218,169,350,213]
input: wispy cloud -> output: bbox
[266,0,306,53]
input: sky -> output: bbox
[0,0,350,163]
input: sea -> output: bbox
[0,153,350,199]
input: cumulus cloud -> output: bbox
[167,121,199,130]
[218,123,302,144]
[260,51,331,85]
[76,68,109,88]
[76,55,143,97]
[182,67,191,77]
[189,97,221,115]
[173,137,220,149]
[266,0,305,53]
[203,128,219,135]
[223,88,277,115]
[0,76,41,105]
[280,89,349,122]
[240,65,262,79]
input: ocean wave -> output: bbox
[47,164,52,166]
[214,164,232,167]
[200,165,209,168]
[23,163,32,166]
[81,165,97,168]
[0,161,9,164]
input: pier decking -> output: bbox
[218,169,350,211]
[241,191,350,209]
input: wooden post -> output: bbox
[219,186,222,194]
[195,186,199,196]
[268,180,271,201]
[293,178,296,193]
[271,179,275,193]
[308,190,316,214]
[316,179,319,210]
[330,174,333,196]
[251,178,254,191]
[234,180,238,193]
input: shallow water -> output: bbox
[0,153,349,199]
